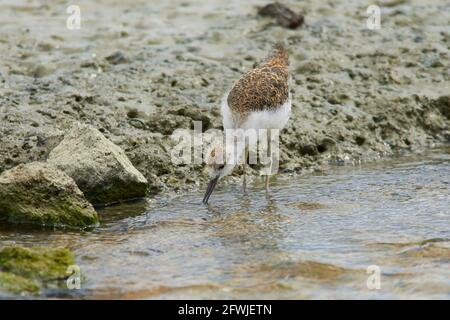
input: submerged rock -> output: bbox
[0,162,98,228]
[0,246,75,296]
[258,260,351,281]
[48,123,148,205]
[258,2,304,29]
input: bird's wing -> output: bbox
[227,64,289,114]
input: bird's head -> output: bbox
[202,142,239,204]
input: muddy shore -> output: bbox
[1,0,449,196]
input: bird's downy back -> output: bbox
[227,42,290,118]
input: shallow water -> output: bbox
[1,148,449,299]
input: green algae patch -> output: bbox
[0,246,75,295]
[0,272,39,295]
[290,201,327,211]
[0,162,99,228]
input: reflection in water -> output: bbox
[0,148,449,299]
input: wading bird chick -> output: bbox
[203,42,291,204]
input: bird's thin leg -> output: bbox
[243,146,249,193]
[243,163,247,192]
[265,129,272,194]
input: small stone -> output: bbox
[300,144,318,156]
[320,137,336,149]
[127,108,139,118]
[30,64,56,78]
[105,51,128,65]
[258,2,304,29]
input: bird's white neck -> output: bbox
[218,130,247,178]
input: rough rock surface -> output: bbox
[0,162,98,227]
[47,123,149,205]
[0,246,74,295]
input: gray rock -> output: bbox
[0,162,98,228]
[48,123,148,205]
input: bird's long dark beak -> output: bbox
[203,175,219,204]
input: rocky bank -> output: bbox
[0,0,449,195]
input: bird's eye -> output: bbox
[218,164,225,170]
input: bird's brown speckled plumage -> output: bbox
[227,42,289,118]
